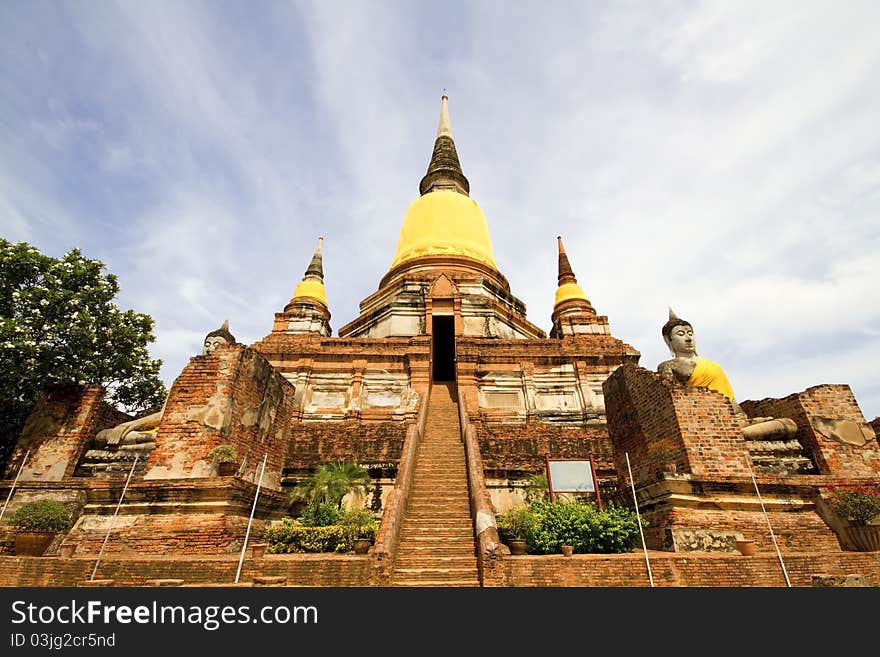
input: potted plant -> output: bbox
[338,507,378,554]
[825,482,880,551]
[208,445,239,476]
[497,504,537,555]
[9,499,72,556]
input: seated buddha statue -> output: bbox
[657,309,744,416]
[94,320,236,445]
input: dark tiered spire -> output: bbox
[419,94,470,197]
[304,236,324,279]
[557,235,578,286]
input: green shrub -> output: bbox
[298,501,340,527]
[497,504,538,542]
[9,500,72,532]
[525,500,642,554]
[337,508,378,541]
[265,518,353,553]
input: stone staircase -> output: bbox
[390,381,480,587]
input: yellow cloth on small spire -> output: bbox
[687,357,735,401]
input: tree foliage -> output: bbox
[0,239,167,466]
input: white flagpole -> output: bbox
[746,458,791,587]
[91,454,138,581]
[0,448,31,523]
[236,453,268,584]
[626,452,654,587]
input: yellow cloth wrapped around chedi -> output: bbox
[687,357,735,402]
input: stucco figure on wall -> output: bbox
[657,308,743,415]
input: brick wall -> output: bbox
[483,551,880,587]
[4,385,122,481]
[636,506,842,553]
[742,384,880,476]
[0,479,289,557]
[285,422,407,469]
[0,554,372,587]
[2,551,875,587]
[146,345,296,490]
[475,425,612,472]
[604,364,750,487]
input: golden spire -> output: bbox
[552,236,594,311]
[389,95,496,272]
[288,237,328,309]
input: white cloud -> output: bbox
[2,1,878,421]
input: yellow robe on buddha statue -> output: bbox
[687,357,735,401]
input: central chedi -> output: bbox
[338,95,546,343]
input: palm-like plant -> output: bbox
[524,472,549,504]
[289,461,372,509]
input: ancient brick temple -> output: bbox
[2,96,879,587]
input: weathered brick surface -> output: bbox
[0,554,372,587]
[147,344,296,490]
[635,506,842,553]
[483,551,880,587]
[475,425,612,471]
[68,513,262,556]
[285,422,407,469]
[1,550,875,587]
[741,385,880,476]
[0,479,287,557]
[4,385,128,481]
[604,364,750,486]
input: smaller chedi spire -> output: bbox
[289,237,328,308]
[551,235,603,339]
[557,235,578,286]
[419,93,470,197]
[553,236,592,309]
[279,237,332,336]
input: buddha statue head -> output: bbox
[203,319,236,355]
[661,308,697,358]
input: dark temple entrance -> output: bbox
[432,315,456,381]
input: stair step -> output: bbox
[395,558,477,567]
[390,581,480,587]
[390,384,479,586]
[404,510,472,517]
[399,527,474,535]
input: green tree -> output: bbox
[0,240,167,468]
[289,461,372,510]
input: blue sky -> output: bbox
[2,1,879,421]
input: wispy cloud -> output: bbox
[1,1,878,419]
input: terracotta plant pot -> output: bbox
[842,525,880,552]
[217,462,237,476]
[507,539,527,555]
[561,544,574,557]
[250,543,267,559]
[353,538,372,555]
[735,539,757,556]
